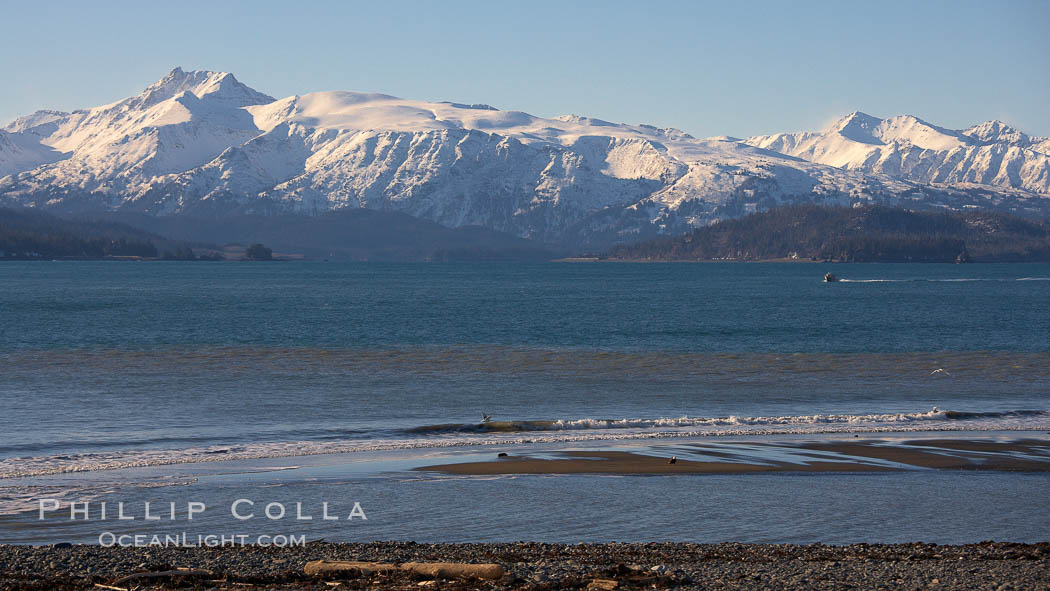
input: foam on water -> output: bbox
[1,408,1046,480]
[408,408,1047,433]
[0,476,199,516]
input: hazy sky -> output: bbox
[2,0,1048,138]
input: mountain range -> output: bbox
[2,68,1048,249]
[746,112,1050,195]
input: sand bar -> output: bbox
[416,438,1050,475]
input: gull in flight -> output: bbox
[928,368,951,376]
[481,413,492,423]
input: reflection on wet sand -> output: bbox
[417,438,1050,475]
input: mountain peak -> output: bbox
[829,111,884,145]
[963,119,1030,146]
[138,68,275,109]
[834,111,880,125]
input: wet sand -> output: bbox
[417,438,1050,475]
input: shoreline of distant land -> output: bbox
[602,204,1050,263]
[6,202,1050,263]
[1,541,1046,590]
[0,255,294,262]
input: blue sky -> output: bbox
[2,0,1048,137]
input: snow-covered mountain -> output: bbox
[0,127,67,177]
[745,112,1050,195]
[2,69,1047,247]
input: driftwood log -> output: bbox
[401,562,505,579]
[304,560,504,580]
[304,560,398,575]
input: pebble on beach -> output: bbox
[0,541,1046,590]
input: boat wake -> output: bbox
[839,277,1050,283]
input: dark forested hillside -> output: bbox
[0,206,564,262]
[108,209,564,262]
[605,205,1050,262]
[0,207,168,259]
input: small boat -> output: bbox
[824,272,838,282]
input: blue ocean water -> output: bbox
[3,261,1049,352]
[1,261,1048,543]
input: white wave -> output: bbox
[1,409,1047,481]
[549,408,953,430]
[0,477,196,516]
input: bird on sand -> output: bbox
[668,456,677,465]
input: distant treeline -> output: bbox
[0,207,214,260]
[605,205,1050,263]
[113,209,563,262]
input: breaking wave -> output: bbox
[407,408,1049,434]
[1,408,1046,480]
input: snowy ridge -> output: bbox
[0,130,67,177]
[746,112,1050,194]
[2,70,1048,246]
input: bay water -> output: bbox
[1,262,1048,544]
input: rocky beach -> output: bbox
[1,541,1047,590]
